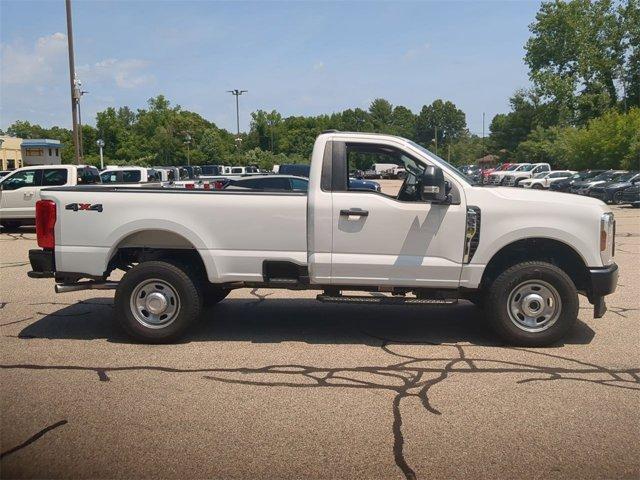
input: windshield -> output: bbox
[533,172,549,179]
[407,140,473,185]
[592,171,616,181]
[519,164,536,171]
[617,172,638,182]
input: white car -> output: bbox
[0,164,100,228]
[99,166,161,184]
[503,163,551,186]
[28,132,617,346]
[520,171,576,189]
[488,163,531,185]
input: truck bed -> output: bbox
[41,186,308,282]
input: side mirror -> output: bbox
[420,166,447,202]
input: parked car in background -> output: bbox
[620,184,640,207]
[224,175,381,193]
[461,165,483,183]
[588,171,640,204]
[200,165,226,176]
[0,170,11,179]
[520,170,576,189]
[223,175,308,191]
[482,163,513,184]
[488,163,531,185]
[152,166,180,182]
[226,165,260,176]
[100,166,160,184]
[570,170,627,195]
[277,164,310,177]
[503,163,551,186]
[0,164,100,228]
[550,170,605,193]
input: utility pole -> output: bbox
[65,0,81,164]
[75,81,88,161]
[227,89,247,151]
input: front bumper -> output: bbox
[587,263,618,318]
[28,249,55,278]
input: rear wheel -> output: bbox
[114,260,202,343]
[484,261,578,346]
[613,190,624,205]
[532,183,543,189]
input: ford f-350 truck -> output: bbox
[27,132,618,345]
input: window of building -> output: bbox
[25,148,44,156]
[49,148,52,156]
[55,149,59,157]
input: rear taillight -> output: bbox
[36,200,56,249]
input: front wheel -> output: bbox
[532,183,543,189]
[484,261,578,346]
[114,261,202,343]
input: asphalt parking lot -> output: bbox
[1,204,639,480]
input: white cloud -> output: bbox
[313,61,325,71]
[92,58,155,88]
[403,42,431,60]
[0,32,67,85]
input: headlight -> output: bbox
[600,212,615,262]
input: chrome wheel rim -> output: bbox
[507,280,561,332]
[130,278,180,329]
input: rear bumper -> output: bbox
[28,249,55,278]
[587,263,618,318]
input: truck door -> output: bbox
[0,169,42,219]
[328,141,467,288]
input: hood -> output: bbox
[477,185,605,208]
[604,181,633,190]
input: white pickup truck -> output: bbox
[27,132,618,346]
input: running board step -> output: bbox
[316,294,457,305]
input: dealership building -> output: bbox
[21,139,63,166]
[0,136,23,171]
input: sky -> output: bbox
[0,0,542,136]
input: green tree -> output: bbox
[414,99,467,151]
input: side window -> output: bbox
[1,170,39,190]
[122,170,141,182]
[346,144,425,201]
[290,178,308,191]
[42,168,68,186]
[100,172,119,183]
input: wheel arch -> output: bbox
[480,237,590,293]
[105,226,217,281]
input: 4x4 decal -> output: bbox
[65,203,103,212]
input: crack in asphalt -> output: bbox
[0,420,68,459]
[1,343,638,479]
[0,316,33,327]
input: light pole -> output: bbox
[96,139,105,170]
[65,0,81,164]
[75,79,88,161]
[183,133,192,166]
[227,89,247,149]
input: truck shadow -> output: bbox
[16,297,595,346]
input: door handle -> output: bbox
[340,208,369,217]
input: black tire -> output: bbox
[114,260,202,343]
[532,183,543,189]
[203,285,230,307]
[483,261,578,346]
[612,190,624,205]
